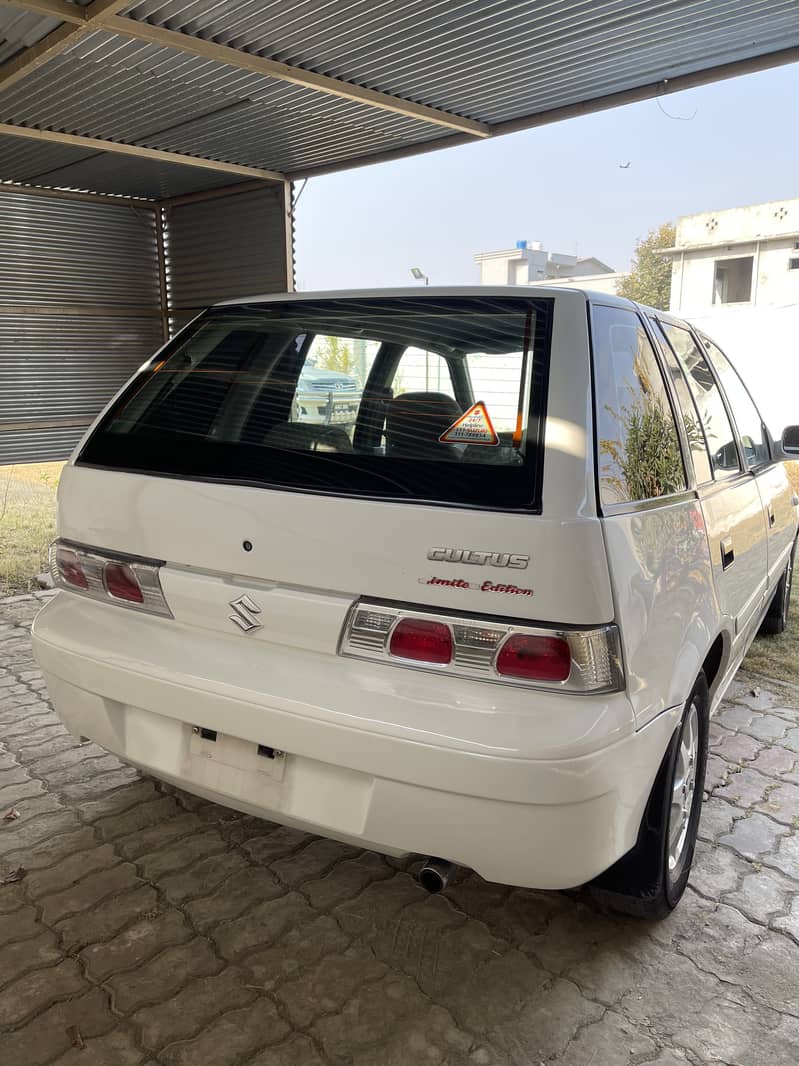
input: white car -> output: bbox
[32,288,799,918]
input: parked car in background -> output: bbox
[293,364,361,427]
[33,287,799,918]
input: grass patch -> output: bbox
[743,587,799,686]
[0,462,64,596]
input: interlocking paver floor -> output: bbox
[1,593,798,1066]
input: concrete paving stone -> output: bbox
[678,902,799,1015]
[487,977,605,1064]
[242,913,350,989]
[711,730,763,764]
[0,809,79,859]
[41,862,142,925]
[783,725,799,752]
[755,780,799,824]
[0,764,35,789]
[58,764,140,802]
[1,825,96,874]
[717,810,790,860]
[383,903,496,995]
[557,1008,657,1066]
[439,948,552,1034]
[81,908,193,980]
[56,885,160,954]
[114,810,204,860]
[0,750,20,771]
[444,876,523,938]
[0,903,41,946]
[713,766,772,807]
[158,849,251,905]
[137,828,228,881]
[158,998,290,1066]
[697,796,740,841]
[0,987,116,1066]
[217,814,280,846]
[351,1004,483,1066]
[91,792,180,837]
[522,904,627,977]
[0,930,63,988]
[39,752,125,790]
[213,891,316,960]
[76,779,159,824]
[704,753,730,791]
[685,840,747,900]
[277,944,389,1027]
[108,937,221,1014]
[333,872,429,939]
[270,837,360,887]
[132,966,259,1051]
[311,973,429,1061]
[744,713,793,742]
[239,825,315,865]
[672,993,799,1066]
[304,850,394,911]
[24,741,107,774]
[2,714,66,740]
[186,864,285,933]
[722,865,798,921]
[51,1027,146,1066]
[772,896,799,939]
[771,831,799,879]
[733,687,783,712]
[250,1034,327,1066]
[747,744,799,779]
[0,957,86,1026]
[14,733,83,762]
[0,880,26,915]
[716,705,757,731]
[0,776,47,807]
[24,843,120,900]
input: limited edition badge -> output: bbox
[439,401,499,446]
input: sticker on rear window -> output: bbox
[439,401,499,446]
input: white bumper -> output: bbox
[32,594,679,889]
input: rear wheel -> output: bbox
[761,543,796,635]
[590,674,709,919]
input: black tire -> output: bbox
[760,542,796,636]
[589,673,709,920]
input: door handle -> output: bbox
[768,504,776,528]
[721,537,735,570]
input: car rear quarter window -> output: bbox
[591,304,687,507]
[78,296,553,512]
[700,335,770,469]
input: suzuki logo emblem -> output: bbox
[229,594,262,633]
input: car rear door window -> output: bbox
[591,304,686,507]
[658,323,742,480]
[700,335,770,468]
[78,296,553,512]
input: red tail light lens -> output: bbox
[496,634,571,682]
[56,546,88,589]
[104,562,144,603]
[389,619,452,664]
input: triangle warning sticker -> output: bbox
[439,401,499,446]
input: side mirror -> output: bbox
[773,425,799,460]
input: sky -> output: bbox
[294,62,799,291]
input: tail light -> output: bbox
[340,599,623,692]
[50,539,171,618]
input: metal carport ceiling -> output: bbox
[0,0,798,199]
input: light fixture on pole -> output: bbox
[410,267,429,285]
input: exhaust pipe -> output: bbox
[419,857,455,893]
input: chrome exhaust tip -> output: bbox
[419,858,455,893]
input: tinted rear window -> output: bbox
[79,296,553,511]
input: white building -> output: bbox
[475,241,626,295]
[662,198,799,436]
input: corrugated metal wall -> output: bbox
[166,185,290,331]
[0,187,163,464]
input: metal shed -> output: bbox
[1,0,798,463]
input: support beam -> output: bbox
[0,0,143,91]
[0,123,285,182]
[0,0,489,137]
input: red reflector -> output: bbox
[496,634,571,682]
[389,619,452,664]
[56,546,88,590]
[104,562,144,603]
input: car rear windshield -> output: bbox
[78,295,553,510]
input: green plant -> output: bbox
[617,223,676,310]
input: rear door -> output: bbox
[699,332,796,590]
[656,320,769,650]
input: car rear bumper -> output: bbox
[32,594,680,889]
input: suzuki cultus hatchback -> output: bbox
[32,288,799,918]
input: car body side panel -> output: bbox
[755,463,798,587]
[601,497,720,725]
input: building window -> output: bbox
[713,256,753,304]
[789,257,799,271]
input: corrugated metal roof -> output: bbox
[0,0,797,196]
